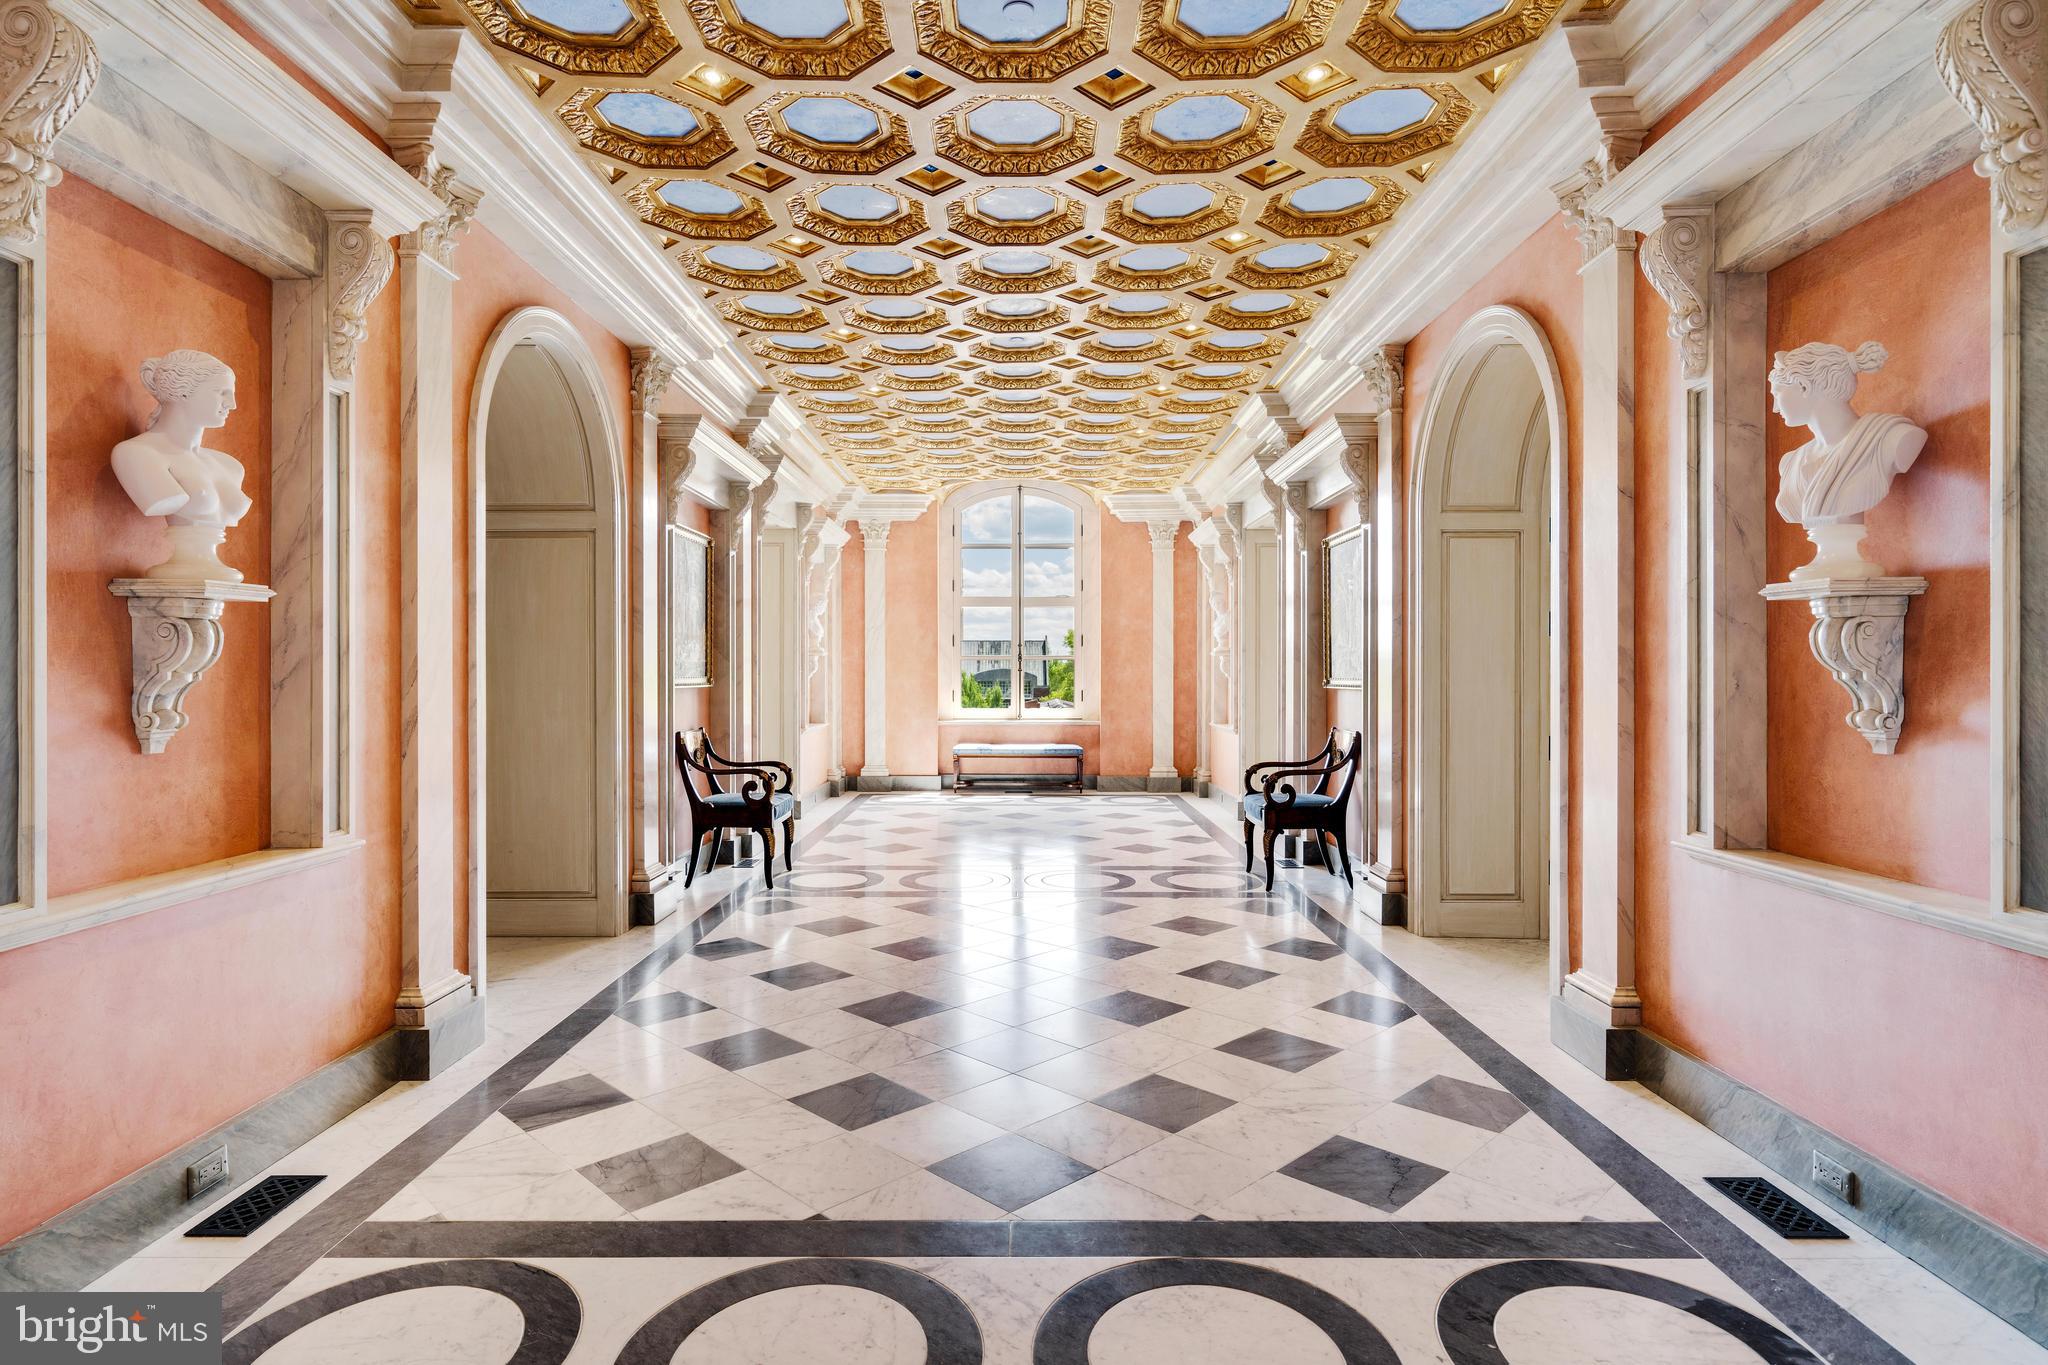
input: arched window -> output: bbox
[942,482,1096,719]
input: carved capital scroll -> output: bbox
[630,347,680,416]
[1639,205,1712,383]
[1361,343,1405,412]
[0,0,98,246]
[1938,0,2048,233]
[327,215,394,385]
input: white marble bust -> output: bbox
[1769,340,1927,581]
[111,349,252,582]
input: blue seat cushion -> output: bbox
[1242,792,1336,821]
[705,791,795,819]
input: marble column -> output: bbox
[1147,520,1181,791]
[1362,348,1408,904]
[1567,198,1643,1047]
[393,171,478,1078]
[857,519,891,790]
[626,350,678,923]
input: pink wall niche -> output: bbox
[1633,168,2048,1250]
[1763,168,1991,896]
[0,179,406,1247]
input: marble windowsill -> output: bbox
[1676,840,2048,960]
[0,840,365,954]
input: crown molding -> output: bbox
[61,0,444,246]
[225,0,765,425]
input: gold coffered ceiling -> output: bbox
[454,0,1569,493]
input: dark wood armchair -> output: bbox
[1242,728,1363,892]
[674,728,796,889]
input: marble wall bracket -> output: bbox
[108,579,274,755]
[1762,577,1928,755]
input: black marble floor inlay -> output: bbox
[1280,1136,1449,1212]
[499,1074,631,1132]
[616,991,717,1026]
[1181,960,1280,989]
[752,962,853,991]
[1074,935,1155,960]
[1214,1027,1342,1073]
[1092,1074,1236,1133]
[1263,936,1344,961]
[790,1073,931,1131]
[1154,915,1234,936]
[692,936,768,959]
[930,1135,1094,1211]
[685,1027,809,1071]
[1395,1075,1528,1133]
[1316,991,1416,1028]
[797,916,879,936]
[844,991,953,1027]
[875,935,962,961]
[1078,990,1187,1026]
[580,1135,743,1212]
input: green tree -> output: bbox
[1044,629,1076,702]
[959,671,1004,708]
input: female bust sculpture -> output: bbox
[111,350,251,582]
[1769,340,1927,580]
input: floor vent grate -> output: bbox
[184,1174,325,1238]
[1705,1175,1846,1239]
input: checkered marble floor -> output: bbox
[101,794,2042,1364]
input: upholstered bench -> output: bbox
[951,742,1084,792]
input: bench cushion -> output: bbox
[953,743,1083,758]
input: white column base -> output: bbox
[1145,768,1182,792]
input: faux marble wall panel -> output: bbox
[0,256,17,907]
[2018,251,2048,911]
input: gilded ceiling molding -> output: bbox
[963,300,1070,331]
[753,337,845,363]
[947,195,1086,244]
[326,215,394,386]
[978,369,1055,388]
[845,307,947,333]
[1638,205,1712,383]
[682,0,892,78]
[1073,392,1144,412]
[863,339,952,363]
[1188,335,1285,362]
[799,393,877,413]
[956,258,1077,292]
[912,0,1112,82]
[746,91,912,174]
[1085,300,1188,327]
[1119,92,1283,173]
[1079,337,1171,362]
[561,89,734,169]
[881,370,961,391]
[0,0,98,246]
[818,252,941,294]
[1134,0,1342,79]
[790,188,928,244]
[718,297,828,331]
[778,368,860,391]
[681,247,804,291]
[1175,367,1259,390]
[985,392,1059,412]
[1092,252,1216,291]
[969,337,1063,362]
[626,179,773,239]
[1257,176,1405,237]
[1206,296,1313,328]
[1102,185,1246,244]
[1294,84,1473,169]
[1228,244,1356,289]
[1078,367,1161,389]
[462,0,678,75]
[1162,393,1239,413]
[1349,0,1568,74]
[935,96,1096,175]
[1937,0,2048,232]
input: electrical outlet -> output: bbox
[1811,1149,1856,1204]
[187,1146,229,1200]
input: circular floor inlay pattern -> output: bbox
[774,869,885,892]
[671,1285,925,1365]
[618,1259,980,1365]
[1088,1285,1345,1365]
[900,869,1011,892]
[1149,869,1264,893]
[223,1261,578,1365]
[1034,1259,1398,1365]
[1493,1287,1778,1365]
[1024,869,1135,893]
[1436,1262,1822,1365]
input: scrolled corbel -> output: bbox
[0,0,99,247]
[1937,0,2048,233]
[1761,579,1927,755]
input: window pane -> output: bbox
[1023,656,1076,709]
[960,546,1013,596]
[962,604,1012,655]
[1022,495,1075,544]
[1022,605,1075,656]
[960,659,1011,708]
[960,494,1014,545]
[1020,547,1074,597]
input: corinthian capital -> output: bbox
[0,1,99,247]
[631,348,680,416]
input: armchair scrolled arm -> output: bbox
[1240,729,1364,892]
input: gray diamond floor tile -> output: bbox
[1180,961,1279,990]
[1317,991,1417,1028]
[578,1133,743,1212]
[1080,991,1188,1026]
[928,1135,1094,1212]
[500,1074,631,1132]
[686,1028,810,1072]
[1394,1075,1528,1133]
[1214,1028,1343,1073]
[1092,1073,1236,1134]
[845,992,954,1027]
[1280,1136,1448,1212]
[789,1073,932,1131]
